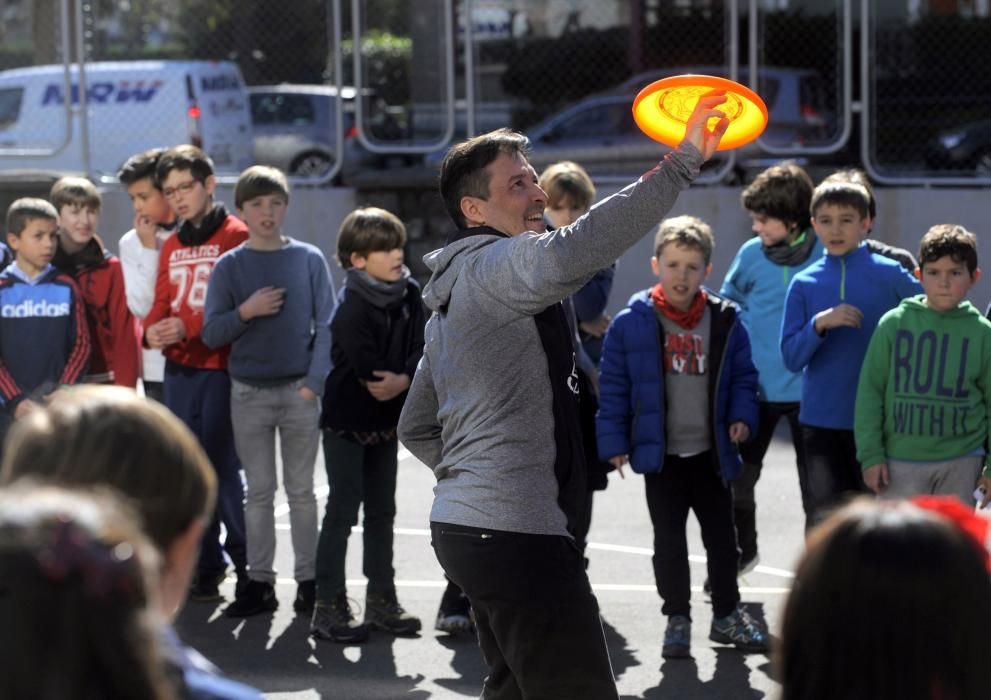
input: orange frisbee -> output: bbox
[632,74,768,151]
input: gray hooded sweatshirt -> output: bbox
[398,143,704,537]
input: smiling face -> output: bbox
[8,217,59,278]
[352,247,405,283]
[57,202,99,253]
[811,203,871,257]
[749,211,795,247]
[462,151,546,236]
[238,193,288,245]
[651,242,711,312]
[919,255,980,312]
[126,177,173,226]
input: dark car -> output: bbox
[925,120,991,175]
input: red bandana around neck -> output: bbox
[650,283,707,330]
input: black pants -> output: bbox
[733,401,811,557]
[645,451,739,620]
[801,425,868,526]
[431,523,617,700]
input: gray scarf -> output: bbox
[762,228,818,267]
[345,266,409,308]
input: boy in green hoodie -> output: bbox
[855,224,991,507]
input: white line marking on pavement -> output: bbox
[253,578,789,595]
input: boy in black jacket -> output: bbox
[311,207,426,643]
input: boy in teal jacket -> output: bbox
[855,224,991,507]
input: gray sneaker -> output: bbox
[709,606,769,653]
[310,594,370,644]
[662,615,692,659]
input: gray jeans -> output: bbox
[881,454,984,505]
[231,378,320,583]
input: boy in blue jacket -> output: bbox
[597,215,766,659]
[780,180,920,525]
[720,163,822,566]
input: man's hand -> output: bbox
[579,314,611,338]
[238,287,285,322]
[298,385,318,402]
[366,371,410,402]
[683,92,731,161]
[146,317,186,348]
[608,455,628,479]
[863,463,889,494]
[728,421,750,444]
[134,212,161,250]
[13,399,40,420]
[813,304,864,335]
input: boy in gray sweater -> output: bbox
[398,96,730,698]
[202,166,336,617]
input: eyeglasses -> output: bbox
[162,179,201,199]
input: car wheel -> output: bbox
[974,150,991,176]
[290,152,334,176]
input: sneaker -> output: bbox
[293,580,316,614]
[709,606,769,653]
[435,582,474,635]
[310,594,370,643]
[366,590,422,636]
[188,570,227,603]
[703,553,760,595]
[224,579,279,617]
[662,615,692,659]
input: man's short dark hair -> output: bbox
[741,162,814,230]
[155,144,214,184]
[118,148,166,187]
[6,198,58,237]
[439,128,530,229]
[919,224,978,275]
[234,165,290,209]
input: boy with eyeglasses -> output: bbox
[144,144,250,602]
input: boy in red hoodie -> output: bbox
[50,177,139,388]
[144,144,250,601]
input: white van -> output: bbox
[0,60,254,176]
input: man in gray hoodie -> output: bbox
[398,96,729,699]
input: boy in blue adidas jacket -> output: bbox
[0,198,90,444]
[597,215,764,660]
[780,180,920,525]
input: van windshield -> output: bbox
[0,87,24,130]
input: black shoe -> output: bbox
[435,581,474,635]
[225,580,278,617]
[310,593,370,643]
[366,590,422,636]
[294,580,316,614]
[235,569,250,598]
[188,570,227,603]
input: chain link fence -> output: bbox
[0,1,989,182]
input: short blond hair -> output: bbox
[538,161,596,211]
[654,215,714,264]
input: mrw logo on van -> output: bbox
[41,81,163,106]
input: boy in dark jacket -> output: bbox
[597,215,766,659]
[311,207,425,643]
[50,176,139,388]
[0,198,90,445]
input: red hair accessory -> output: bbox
[911,495,991,571]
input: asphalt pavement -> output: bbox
[176,428,807,699]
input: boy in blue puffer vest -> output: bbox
[597,215,766,660]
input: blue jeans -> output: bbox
[164,361,247,578]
